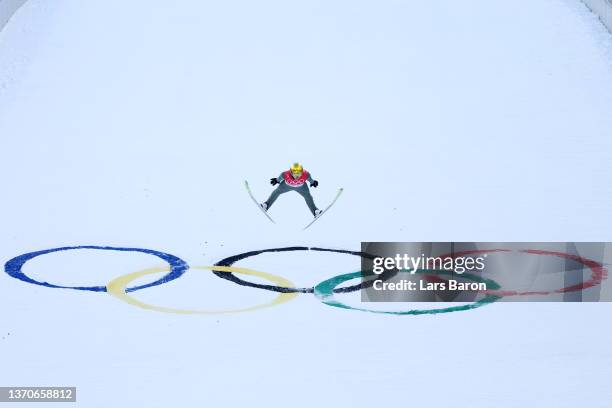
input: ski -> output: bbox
[244,180,275,224]
[303,188,343,230]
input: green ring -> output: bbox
[314,269,502,315]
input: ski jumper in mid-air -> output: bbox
[260,163,322,218]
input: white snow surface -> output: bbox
[1,0,612,407]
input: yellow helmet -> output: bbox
[290,162,303,175]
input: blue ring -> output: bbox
[4,245,189,292]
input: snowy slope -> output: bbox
[1,1,612,407]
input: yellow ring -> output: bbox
[106,265,298,314]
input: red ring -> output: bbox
[425,248,608,298]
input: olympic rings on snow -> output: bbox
[314,269,502,315]
[106,265,298,314]
[212,246,398,294]
[2,245,608,316]
[4,245,188,292]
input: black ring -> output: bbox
[212,246,397,294]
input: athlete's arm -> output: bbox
[307,172,318,187]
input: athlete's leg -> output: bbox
[295,184,318,216]
[265,183,290,209]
